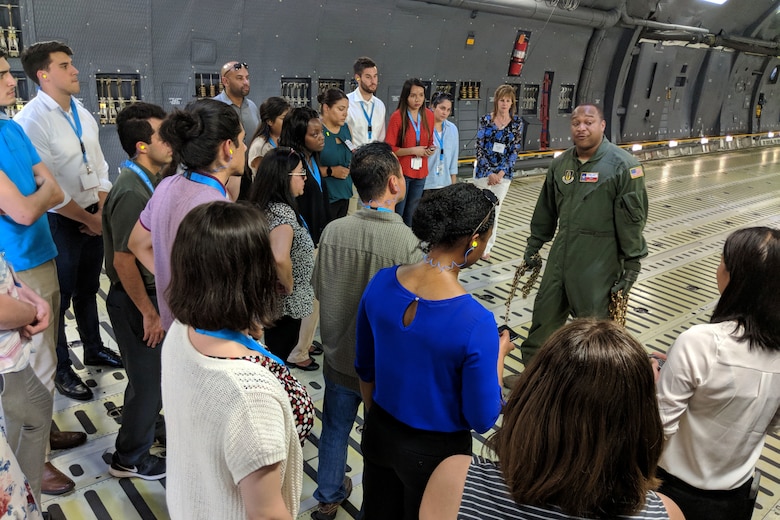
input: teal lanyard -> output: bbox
[361,100,375,140]
[184,171,228,198]
[121,160,155,194]
[60,98,91,173]
[407,110,421,145]
[194,328,284,365]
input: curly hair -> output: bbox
[411,183,495,253]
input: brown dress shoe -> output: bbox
[50,430,87,451]
[42,462,75,495]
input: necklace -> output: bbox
[494,113,511,129]
[423,253,464,272]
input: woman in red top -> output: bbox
[385,78,435,226]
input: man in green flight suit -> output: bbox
[516,104,648,373]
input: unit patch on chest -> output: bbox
[562,170,575,184]
[580,172,599,183]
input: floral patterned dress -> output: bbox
[0,417,42,519]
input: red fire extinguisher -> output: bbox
[508,32,529,77]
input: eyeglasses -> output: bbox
[289,170,307,177]
[471,189,499,235]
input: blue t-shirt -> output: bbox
[0,119,57,271]
[355,265,502,433]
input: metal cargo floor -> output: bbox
[43,146,780,519]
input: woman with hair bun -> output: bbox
[657,226,780,520]
[319,88,354,220]
[355,182,513,519]
[420,319,683,520]
[128,98,246,331]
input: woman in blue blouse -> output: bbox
[355,183,513,520]
[423,92,459,193]
[318,88,354,220]
[474,84,524,260]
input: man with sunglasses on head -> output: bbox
[214,61,259,200]
[214,61,259,144]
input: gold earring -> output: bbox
[471,241,478,248]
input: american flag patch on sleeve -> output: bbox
[630,166,644,179]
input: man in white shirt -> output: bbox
[15,41,122,403]
[346,57,386,148]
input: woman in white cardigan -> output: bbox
[162,201,311,519]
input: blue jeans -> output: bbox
[395,177,426,227]
[48,212,105,370]
[313,376,362,504]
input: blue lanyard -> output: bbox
[193,328,285,366]
[121,160,155,194]
[434,126,445,157]
[184,171,227,198]
[407,110,421,146]
[304,155,322,189]
[361,100,375,140]
[360,202,393,213]
[269,136,277,148]
[60,98,91,173]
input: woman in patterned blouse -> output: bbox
[474,84,524,260]
[248,147,318,371]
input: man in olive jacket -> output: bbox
[518,104,648,367]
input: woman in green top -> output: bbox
[318,88,354,220]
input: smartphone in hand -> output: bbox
[498,324,520,342]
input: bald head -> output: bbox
[570,104,606,158]
[220,61,250,100]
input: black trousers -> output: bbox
[657,467,757,520]
[264,314,302,362]
[361,403,472,520]
[329,199,349,220]
[106,286,164,464]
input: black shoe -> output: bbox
[109,452,166,481]
[309,341,324,356]
[285,358,320,371]
[54,367,93,401]
[83,346,123,368]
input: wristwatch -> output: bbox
[326,166,333,177]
